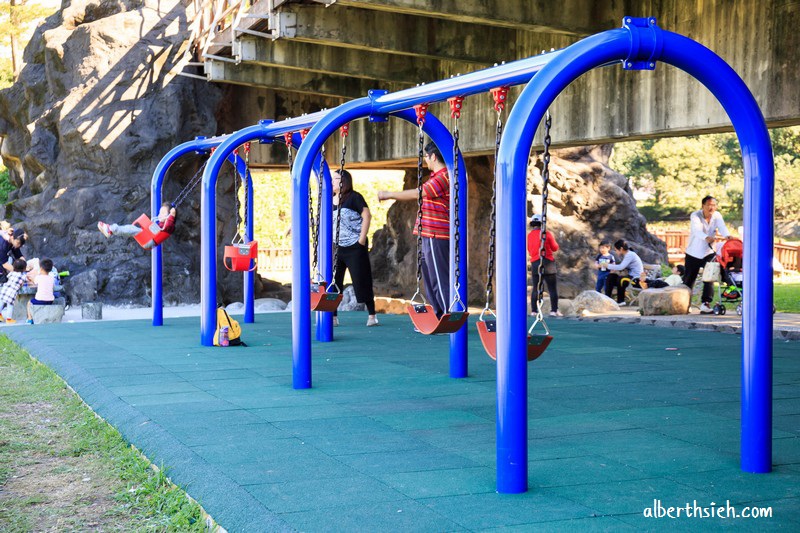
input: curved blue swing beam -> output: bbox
[496,17,773,493]
[149,135,255,325]
[198,117,334,345]
[291,101,470,389]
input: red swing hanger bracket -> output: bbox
[340,123,350,138]
[283,132,294,146]
[490,86,510,113]
[448,96,465,119]
[413,104,429,126]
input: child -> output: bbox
[0,259,28,323]
[97,203,176,249]
[594,240,616,292]
[26,258,55,325]
[664,264,685,286]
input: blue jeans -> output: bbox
[595,271,609,292]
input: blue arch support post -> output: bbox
[150,135,219,326]
[199,116,332,346]
[315,146,335,342]
[292,99,468,389]
[496,17,774,493]
[201,121,274,345]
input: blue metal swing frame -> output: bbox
[151,16,773,494]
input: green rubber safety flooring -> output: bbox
[3,313,799,532]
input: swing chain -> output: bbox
[241,142,251,244]
[412,120,426,304]
[449,96,464,312]
[329,126,349,294]
[311,145,326,280]
[284,132,294,170]
[171,157,208,208]
[484,102,504,310]
[535,111,552,323]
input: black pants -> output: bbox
[605,273,642,303]
[683,253,716,304]
[530,261,558,313]
[421,237,450,317]
[333,242,375,315]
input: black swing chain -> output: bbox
[535,111,552,317]
[329,131,347,293]
[232,146,242,243]
[485,107,504,308]
[451,113,463,311]
[172,157,209,208]
[241,142,251,243]
[311,145,326,279]
[414,123,425,295]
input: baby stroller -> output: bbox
[712,238,743,316]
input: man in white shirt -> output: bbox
[683,196,730,314]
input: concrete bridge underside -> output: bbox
[195,0,799,167]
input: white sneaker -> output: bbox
[699,303,713,314]
[549,311,563,317]
[618,302,627,307]
[366,316,379,327]
[97,221,112,238]
[333,317,339,327]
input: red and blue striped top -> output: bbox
[414,168,450,240]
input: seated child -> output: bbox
[26,258,55,325]
[664,264,685,286]
[0,259,28,323]
[97,203,176,249]
[594,240,616,292]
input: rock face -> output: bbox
[371,146,667,303]
[0,0,247,305]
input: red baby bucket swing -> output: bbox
[223,142,258,272]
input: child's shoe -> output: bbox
[366,316,380,327]
[333,317,339,327]
[5,318,16,324]
[25,319,33,325]
[97,221,112,238]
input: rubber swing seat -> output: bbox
[406,303,468,335]
[224,241,258,272]
[133,214,170,249]
[310,281,342,312]
[476,319,551,361]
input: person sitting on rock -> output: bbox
[0,259,28,324]
[602,239,644,305]
[97,203,176,249]
[26,258,55,325]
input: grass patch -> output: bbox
[774,281,800,313]
[0,336,210,531]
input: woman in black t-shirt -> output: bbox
[332,169,378,327]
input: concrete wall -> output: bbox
[220,0,798,166]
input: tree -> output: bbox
[0,0,54,81]
[609,127,800,222]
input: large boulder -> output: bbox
[339,285,367,312]
[541,297,576,317]
[371,148,667,303]
[572,290,620,314]
[638,286,692,316]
